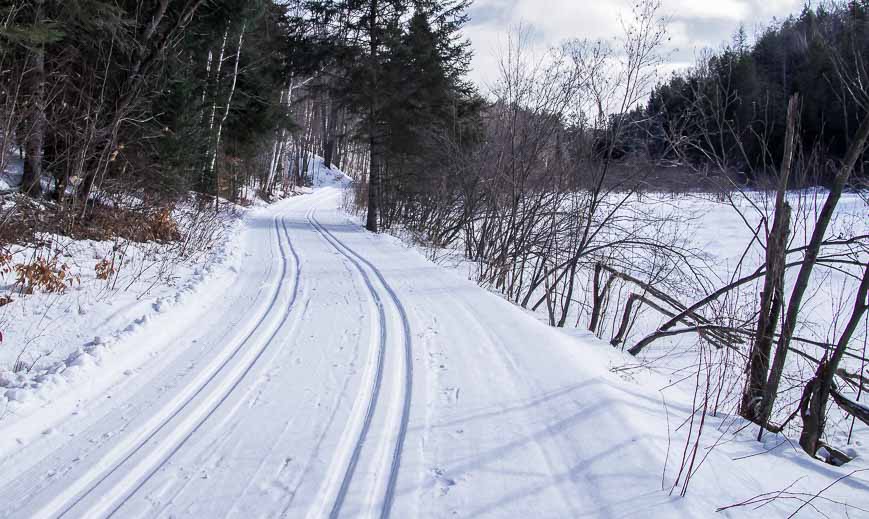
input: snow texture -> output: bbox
[0,159,864,518]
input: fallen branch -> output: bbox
[831,387,869,426]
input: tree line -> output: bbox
[0,0,477,226]
[643,0,869,185]
[1,1,298,213]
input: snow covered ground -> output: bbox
[0,161,865,518]
[0,202,245,415]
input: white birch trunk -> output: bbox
[208,30,229,135]
[265,88,288,194]
[209,24,245,209]
[198,48,213,124]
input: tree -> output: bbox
[4,0,63,197]
[298,0,472,232]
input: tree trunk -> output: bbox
[366,143,380,232]
[365,0,380,233]
[323,97,340,169]
[741,205,790,421]
[799,263,869,458]
[758,110,869,426]
[741,97,798,422]
[203,28,229,193]
[22,39,45,197]
[265,88,290,196]
[209,24,245,211]
[588,263,607,334]
[798,361,830,458]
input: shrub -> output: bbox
[14,256,78,294]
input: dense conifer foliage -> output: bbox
[645,1,869,184]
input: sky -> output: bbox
[464,0,804,89]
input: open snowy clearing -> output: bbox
[0,170,865,518]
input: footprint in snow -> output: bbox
[431,467,457,496]
[440,387,460,405]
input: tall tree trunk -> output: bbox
[323,97,339,169]
[22,37,45,197]
[203,28,228,192]
[209,24,245,211]
[740,95,799,423]
[365,0,380,233]
[265,88,290,195]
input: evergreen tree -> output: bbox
[297,0,474,231]
[377,2,474,224]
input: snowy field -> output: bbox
[0,159,864,517]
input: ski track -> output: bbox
[0,225,282,518]
[104,215,306,517]
[2,177,853,519]
[34,212,303,519]
[304,208,413,519]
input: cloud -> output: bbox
[463,0,803,88]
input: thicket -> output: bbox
[1,0,297,212]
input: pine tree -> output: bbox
[297,0,474,230]
[377,2,473,218]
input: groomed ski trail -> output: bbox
[304,208,413,519]
[0,178,777,519]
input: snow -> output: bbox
[1,153,23,192]
[0,159,865,517]
[0,203,247,419]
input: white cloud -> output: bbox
[667,0,751,20]
[463,0,803,89]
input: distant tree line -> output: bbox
[641,0,869,185]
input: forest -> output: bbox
[1,0,868,509]
[0,0,477,226]
[644,0,869,185]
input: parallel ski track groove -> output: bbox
[306,211,387,519]
[273,205,378,517]
[52,213,302,519]
[307,210,413,519]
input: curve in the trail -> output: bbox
[301,208,388,519]
[307,210,413,519]
[46,213,303,519]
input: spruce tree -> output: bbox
[297,0,473,231]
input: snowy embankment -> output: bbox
[0,209,245,419]
[0,156,863,518]
[374,187,869,516]
[0,151,314,424]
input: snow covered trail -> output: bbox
[1,181,856,518]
